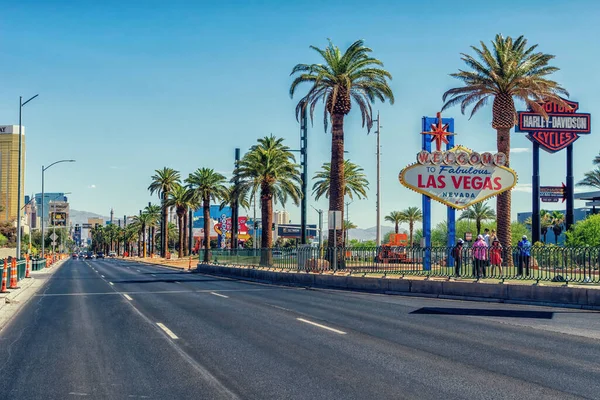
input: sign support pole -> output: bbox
[532,141,541,243]
[421,117,431,271]
[300,107,308,245]
[566,144,575,230]
[446,121,455,268]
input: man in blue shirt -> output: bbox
[517,235,531,277]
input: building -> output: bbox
[575,190,600,215]
[23,195,39,229]
[35,192,67,223]
[0,125,25,223]
[274,210,290,225]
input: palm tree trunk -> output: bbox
[395,222,399,234]
[203,198,211,263]
[178,212,184,258]
[496,127,513,266]
[476,219,481,236]
[183,209,188,256]
[161,194,168,258]
[150,226,155,256]
[409,221,414,247]
[260,184,273,267]
[142,225,147,258]
[327,112,345,269]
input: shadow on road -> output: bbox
[410,307,554,319]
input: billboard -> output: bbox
[277,224,317,238]
[51,212,67,226]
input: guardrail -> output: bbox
[207,245,600,284]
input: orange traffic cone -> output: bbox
[1,259,8,293]
[8,258,19,289]
[25,255,31,278]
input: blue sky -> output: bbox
[1,0,599,230]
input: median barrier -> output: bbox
[197,262,600,309]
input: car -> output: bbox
[72,253,78,259]
[85,253,93,260]
[96,252,105,259]
[108,251,116,258]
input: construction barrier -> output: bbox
[1,259,8,293]
[8,258,19,289]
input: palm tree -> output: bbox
[290,39,394,250]
[384,211,405,234]
[540,210,555,243]
[166,184,195,258]
[343,220,357,244]
[234,135,302,266]
[577,170,600,189]
[132,212,153,257]
[123,224,138,256]
[442,34,568,260]
[312,160,369,201]
[399,207,422,247]
[458,202,496,235]
[219,184,251,249]
[144,204,161,256]
[186,168,228,263]
[550,210,565,244]
[148,167,181,257]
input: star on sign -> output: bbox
[421,112,455,151]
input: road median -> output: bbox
[195,262,600,310]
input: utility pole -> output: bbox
[374,111,382,246]
[231,148,240,250]
[300,106,308,244]
[311,206,323,248]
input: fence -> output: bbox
[207,245,600,284]
[0,257,49,286]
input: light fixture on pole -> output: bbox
[41,160,76,257]
[16,94,39,259]
[311,205,323,248]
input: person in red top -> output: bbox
[490,239,503,276]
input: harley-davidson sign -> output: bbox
[516,98,591,153]
[399,146,518,209]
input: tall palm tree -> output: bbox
[442,34,568,260]
[399,207,422,247]
[186,168,228,263]
[148,167,181,257]
[343,220,357,244]
[290,39,394,249]
[384,211,405,234]
[132,212,153,257]
[144,204,161,256]
[123,224,138,256]
[550,210,565,244]
[234,135,302,266]
[458,202,496,235]
[166,184,195,258]
[312,160,369,201]
[540,210,554,243]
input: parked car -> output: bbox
[96,252,105,259]
[108,251,116,258]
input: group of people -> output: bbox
[451,229,532,280]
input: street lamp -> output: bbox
[16,94,39,259]
[41,159,76,257]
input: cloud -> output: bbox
[513,183,532,193]
[510,147,531,153]
[88,184,96,189]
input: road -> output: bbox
[0,258,599,399]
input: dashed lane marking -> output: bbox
[123,294,133,301]
[109,282,114,286]
[297,318,346,335]
[210,292,229,298]
[156,322,179,339]
[101,275,105,278]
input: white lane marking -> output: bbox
[68,393,88,397]
[156,322,179,339]
[210,292,229,298]
[174,281,181,285]
[109,282,114,286]
[151,274,156,277]
[269,304,292,312]
[297,318,346,335]
[123,294,133,301]
[101,275,105,278]
[136,269,141,272]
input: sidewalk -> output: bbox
[0,259,67,331]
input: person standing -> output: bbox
[452,239,464,278]
[490,239,503,276]
[472,235,488,281]
[483,228,491,247]
[518,235,532,277]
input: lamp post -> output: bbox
[311,205,323,248]
[16,94,39,259]
[41,160,75,257]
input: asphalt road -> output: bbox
[1,258,599,399]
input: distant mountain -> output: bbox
[69,209,110,226]
[347,225,404,242]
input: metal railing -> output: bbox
[206,245,600,284]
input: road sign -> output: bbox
[51,241,57,247]
[82,223,92,229]
[540,184,566,203]
[328,211,342,230]
[50,233,58,241]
